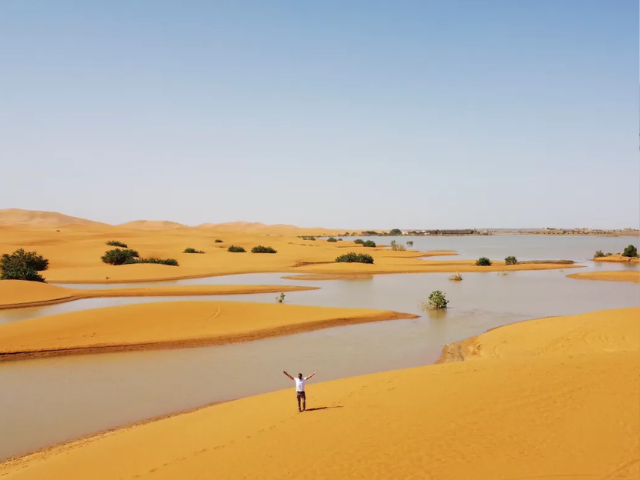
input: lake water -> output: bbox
[0,235,637,460]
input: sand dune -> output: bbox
[0,280,318,310]
[0,209,105,226]
[1,308,636,479]
[594,253,640,264]
[118,220,186,229]
[567,270,639,284]
[0,301,417,361]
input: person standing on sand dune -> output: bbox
[283,371,316,412]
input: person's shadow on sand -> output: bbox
[304,406,344,412]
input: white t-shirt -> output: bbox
[294,377,307,392]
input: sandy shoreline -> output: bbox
[1,307,636,479]
[567,270,639,284]
[0,280,318,310]
[0,301,418,362]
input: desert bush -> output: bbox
[327,237,338,242]
[476,257,492,266]
[423,290,449,310]
[354,239,364,245]
[106,240,128,248]
[406,241,414,247]
[184,247,204,254]
[449,272,463,281]
[606,252,613,256]
[389,229,402,235]
[127,257,179,266]
[301,236,316,241]
[622,245,638,258]
[275,293,285,304]
[0,249,49,282]
[362,240,376,248]
[335,252,374,264]
[101,248,139,265]
[251,245,277,254]
[228,245,246,253]
[390,240,406,251]
[593,250,605,258]
[214,239,223,243]
[505,256,517,265]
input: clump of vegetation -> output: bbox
[362,240,376,248]
[406,241,414,247]
[449,272,462,281]
[129,257,179,266]
[300,236,316,241]
[354,239,364,245]
[389,228,402,235]
[275,293,286,304]
[101,248,140,265]
[327,237,338,242]
[106,240,128,248]
[0,249,49,282]
[390,240,406,251]
[183,248,204,254]
[594,250,605,258]
[476,257,492,266]
[498,270,508,276]
[505,256,518,265]
[228,245,246,253]
[214,239,223,243]
[335,252,374,264]
[421,290,449,310]
[622,245,638,258]
[251,245,277,254]
[606,252,613,256]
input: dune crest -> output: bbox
[0,209,105,227]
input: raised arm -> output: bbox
[305,371,317,380]
[283,371,294,380]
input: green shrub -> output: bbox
[183,248,204,254]
[101,249,139,265]
[505,256,517,265]
[335,252,374,264]
[594,250,605,258]
[251,245,277,254]
[275,293,285,304]
[214,239,223,243]
[424,290,449,310]
[622,245,638,258]
[354,239,364,245]
[127,257,179,266]
[106,240,128,248]
[476,257,492,266]
[327,237,338,242]
[389,229,402,235]
[406,241,414,247]
[362,240,376,248]
[301,236,316,241]
[228,245,246,253]
[390,240,406,251]
[0,249,49,282]
[606,252,613,256]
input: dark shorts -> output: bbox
[296,391,306,399]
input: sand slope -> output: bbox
[594,254,640,264]
[1,308,637,479]
[0,209,105,226]
[0,301,417,361]
[567,270,639,284]
[0,280,318,310]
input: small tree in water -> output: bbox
[276,293,286,304]
[421,290,449,310]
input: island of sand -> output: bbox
[0,307,636,479]
[567,270,639,284]
[0,301,417,361]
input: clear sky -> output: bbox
[1,1,637,229]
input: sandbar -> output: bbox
[594,253,640,264]
[0,280,318,310]
[1,307,636,479]
[0,301,417,361]
[567,271,639,284]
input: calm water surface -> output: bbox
[0,236,638,459]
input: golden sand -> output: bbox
[0,279,317,310]
[0,221,580,284]
[594,253,640,264]
[1,308,637,479]
[567,270,639,284]
[0,301,417,361]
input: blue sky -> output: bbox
[1,1,637,228]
